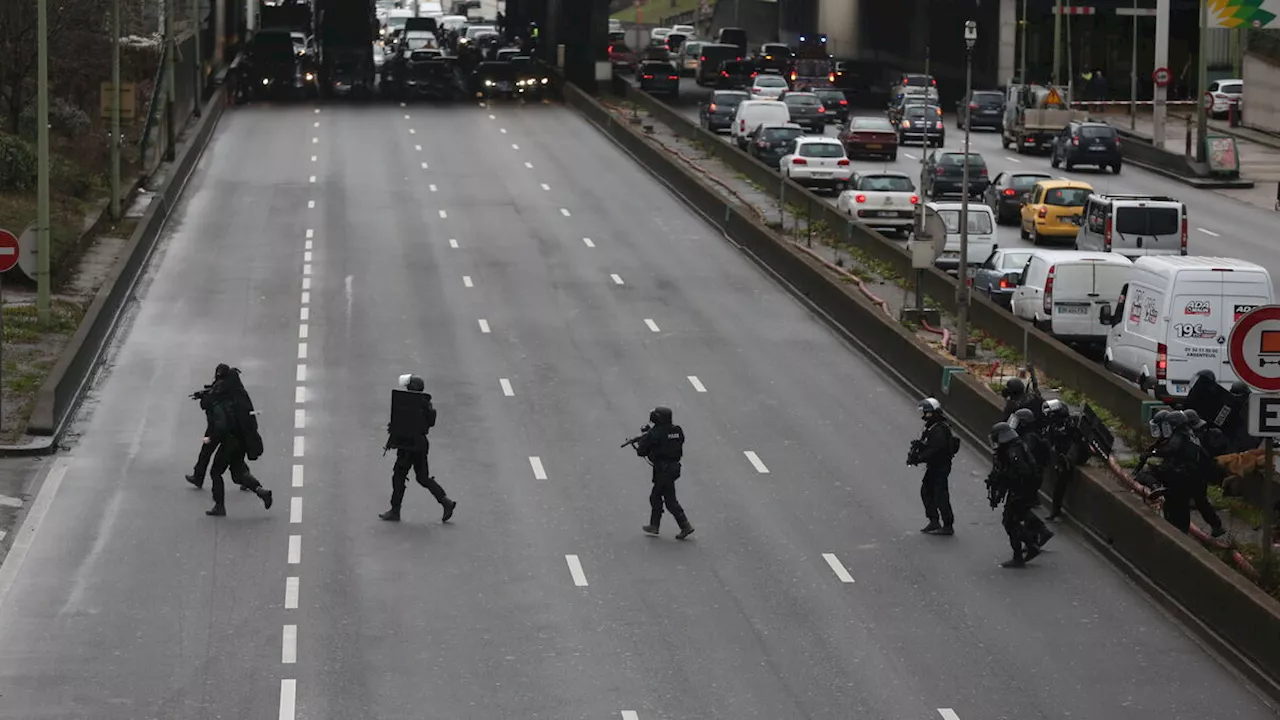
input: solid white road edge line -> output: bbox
[822,553,855,583]
[0,459,69,613]
[565,554,589,586]
[744,450,770,473]
[282,624,298,663]
[529,456,547,480]
[285,577,299,609]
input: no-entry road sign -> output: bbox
[0,229,19,273]
[1228,305,1280,392]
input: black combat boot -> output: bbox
[642,524,660,535]
[206,504,226,517]
[921,521,942,534]
[185,474,203,489]
[1023,544,1041,562]
[1038,527,1054,547]
[675,518,695,540]
[256,488,273,510]
[441,497,457,522]
[379,508,401,522]
[1000,550,1025,568]
[934,525,955,536]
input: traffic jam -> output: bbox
[617,24,1268,406]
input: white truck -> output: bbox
[1001,84,1088,155]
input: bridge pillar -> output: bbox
[552,0,608,92]
[998,0,1017,85]
[817,0,860,59]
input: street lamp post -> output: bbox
[36,0,51,325]
[956,19,978,361]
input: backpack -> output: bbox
[424,398,437,429]
[235,399,264,461]
[950,434,961,456]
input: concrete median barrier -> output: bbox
[565,81,1280,697]
[27,82,232,441]
[613,83,1161,434]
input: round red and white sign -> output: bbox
[1152,67,1171,88]
[1228,305,1280,392]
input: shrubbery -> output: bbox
[0,135,37,192]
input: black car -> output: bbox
[897,105,945,147]
[511,56,550,98]
[471,61,515,98]
[888,94,931,125]
[237,29,310,102]
[779,91,825,132]
[924,151,989,199]
[984,171,1052,225]
[957,90,1005,130]
[401,51,461,100]
[748,122,805,168]
[1051,121,1123,173]
[812,88,849,123]
[700,90,749,132]
[638,61,680,97]
[717,60,757,90]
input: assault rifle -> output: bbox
[621,424,652,449]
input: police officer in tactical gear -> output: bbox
[1142,410,1201,533]
[1009,409,1055,547]
[1041,398,1083,520]
[380,374,457,523]
[987,421,1043,567]
[199,364,273,516]
[635,406,694,539]
[907,397,957,535]
[1001,378,1042,419]
[1181,410,1227,537]
[186,363,252,493]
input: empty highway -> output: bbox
[0,95,1272,719]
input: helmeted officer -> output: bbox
[1009,408,1055,547]
[987,421,1043,568]
[1041,398,1083,520]
[1182,409,1227,537]
[1001,378,1041,419]
[636,406,694,539]
[907,397,957,535]
[201,364,273,517]
[380,374,457,523]
[1144,410,1201,533]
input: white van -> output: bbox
[917,201,997,274]
[731,100,792,149]
[1100,256,1273,400]
[1009,250,1132,345]
[1075,193,1188,257]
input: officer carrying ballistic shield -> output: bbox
[380,374,457,523]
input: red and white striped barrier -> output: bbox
[1054,5,1096,14]
[1068,100,1198,106]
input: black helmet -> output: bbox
[406,375,425,392]
[1002,378,1025,398]
[990,421,1018,447]
[1009,408,1036,432]
[1230,381,1250,397]
[649,406,673,425]
[1166,410,1188,427]
[214,363,231,379]
[918,397,943,419]
[1149,409,1170,438]
[1183,409,1207,429]
[1192,369,1217,385]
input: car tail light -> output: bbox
[1104,215,1113,251]
[740,119,745,131]
[935,166,945,175]
[839,99,848,105]
[910,194,919,204]
[1072,136,1079,146]
[979,167,988,176]
[700,55,707,62]
[1115,137,1122,147]
[752,87,761,93]
[999,276,1012,289]
[817,106,825,113]
[828,72,835,83]
[968,102,978,110]
[668,75,679,80]
[792,157,808,165]
[837,159,850,166]
[642,74,653,79]
[935,121,943,129]
[608,45,614,54]
[902,121,910,129]
[721,70,729,77]
[1043,264,1055,314]
[1003,188,1016,196]
[1156,343,1168,382]
[1038,207,1047,218]
[1181,217,1188,254]
[750,71,758,78]
[708,103,717,112]
[855,194,867,203]
[932,78,937,85]
[1026,136,1035,143]
[790,71,797,81]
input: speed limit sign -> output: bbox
[1152,66,1171,88]
[1203,91,1215,110]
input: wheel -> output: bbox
[1065,160,1075,171]
[1050,150,1060,169]
[1019,223,1029,240]
[1112,163,1122,174]
[1030,226,1042,246]
[1001,134,1011,149]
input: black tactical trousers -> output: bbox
[1191,478,1224,531]
[211,438,261,505]
[192,440,217,481]
[391,448,447,510]
[1162,484,1192,533]
[920,465,954,526]
[1001,498,1038,553]
[1049,463,1072,514]
[649,464,688,529]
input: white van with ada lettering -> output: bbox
[1099,256,1273,401]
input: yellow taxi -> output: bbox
[1019,179,1094,245]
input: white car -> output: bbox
[837,171,919,237]
[671,24,696,35]
[780,137,854,192]
[1208,78,1243,118]
[750,74,789,100]
[651,27,673,43]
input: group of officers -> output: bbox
[908,371,1262,568]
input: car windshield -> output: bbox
[1116,206,1180,235]
[1042,187,1091,206]
[938,210,994,234]
[850,116,894,131]
[407,36,436,50]
[972,91,1003,105]
[763,127,802,141]
[1011,174,1050,189]
[815,90,844,103]
[756,76,787,87]
[799,142,845,158]
[784,94,821,106]
[642,63,675,73]
[861,175,913,191]
[1001,252,1033,269]
[904,107,936,118]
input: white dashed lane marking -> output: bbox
[308,175,315,183]
[290,496,303,524]
[307,200,315,208]
[611,274,624,285]
[296,364,307,382]
[302,278,310,290]
[300,291,310,305]
[644,318,660,332]
[287,535,301,564]
[500,378,514,396]
[295,386,306,403]
[687,376,706,392]
[1198,227,1220,237]
[421,161,428,169]
[439,210,448,218]
[500,128,507,133]
[583,237,595,247]
[279,679,297,720]
[565,555,589,587]
[449,238,459,248]
[903,152,917,160]
[311,137,318,144]
[299,324,309,339]
[489,114,496,119]
[293,436,305,457]
[302,264,311,276]
[310,155,316,162]
[463,276,473,288]
[292,464,304,487]
[823,553,855,583]
[529,456,547,480]
[621,713,639,720]
[938,711,962,720]
[294,408,305,428]
[540,183,550,191]
[415,144,422,151]
[429,184,438,192]
[744,451,770,474]
[304,251,312,262]
[1005,156,1022,163]
[560,208,571,217]
[298,342,307,359]
[282,624,298,663]
[524,161,533,168]
[512,143,520,149]
[478,319,490,333]
[409,128,416,134]
[305,229,313,238]
[285,577,299,608]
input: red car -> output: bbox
[838,115,899,161]
[608,43,638,73]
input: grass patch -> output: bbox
[611,0,704,24]
[4,300,84,344]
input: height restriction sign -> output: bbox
[1228,305,1280,392]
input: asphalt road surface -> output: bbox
[663,78,1280,279]
[0,97,1274,719]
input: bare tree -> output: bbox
[0,0,112,134]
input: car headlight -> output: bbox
[262,77,270,85]
[485,79,494,86]
[304,72,315,82]
[541,77,548,84]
